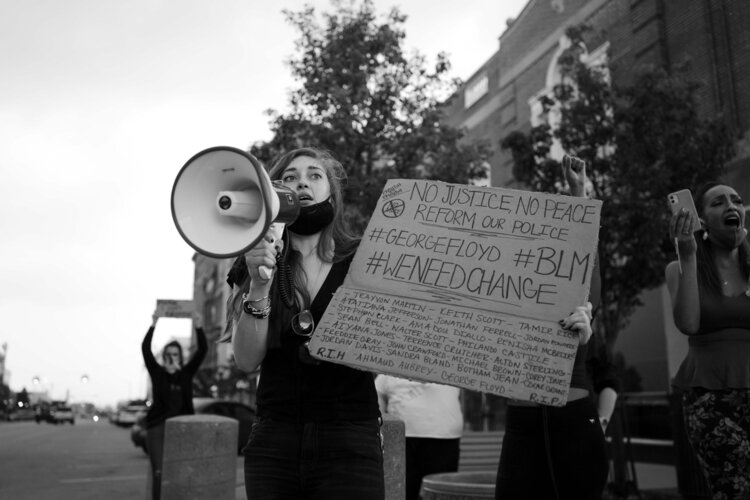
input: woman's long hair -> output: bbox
[693,181,750,296]
[267,147,360,264]
[222,147,360,345]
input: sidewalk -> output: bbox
[622,463,682,499]
[235,457,245,500]
[233,458,685,500]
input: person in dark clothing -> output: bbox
[585,332,620,434]
[495,156,609,500]
[223,147,384,500]
[142,311,207,500]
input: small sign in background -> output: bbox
[155,299,194,318]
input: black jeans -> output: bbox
[243,417,385,500]
[405,437,460,500]
[495,397,608,500]
[145,423,165,500]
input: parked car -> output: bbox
[34,404,52,423]
[50,405,75,425]
[114,399,149,427]
[7,407,36,422]
[34,401,74,424]
[130,398,255,455]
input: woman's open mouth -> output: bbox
[724,212,742,228]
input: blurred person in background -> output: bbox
[375,375,463,500]
[495,157,609,500]
[142,311,207,500]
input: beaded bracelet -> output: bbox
[242,293,271,319]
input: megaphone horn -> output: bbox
[171,146,300,259]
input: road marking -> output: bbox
[60,475,144,484]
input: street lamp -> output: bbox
[31,376,53,401]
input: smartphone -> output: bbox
[667,189,701,233]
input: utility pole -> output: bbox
[0,342,7,386]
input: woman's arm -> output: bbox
[597,387,617,432]
[374,375,389,414]
[141,315,159,374]
[231,282,273,372]
[184,312,209,373]
[231,230,278,372]
[665,209,701,334]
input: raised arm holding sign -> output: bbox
[494,156,610,500]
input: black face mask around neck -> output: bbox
[287,198,334,235]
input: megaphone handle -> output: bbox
[257,223,284,281]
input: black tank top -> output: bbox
[255,256,381,423]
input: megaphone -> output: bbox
[171,146,300,261]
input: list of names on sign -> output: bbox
[308,179,601,405]
[312,288,579,406]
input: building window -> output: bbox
[464,74,489,109]
[528,37,610,161]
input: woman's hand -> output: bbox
[562,155,587,197]
[192,311,204,329]
[244,227,283,283]
[151,313,158,327]
[560,302,593,345]
[668,208,698,255]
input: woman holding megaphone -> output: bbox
[223,147,384,500]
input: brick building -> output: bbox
[191,253,257,407]
[440,0,750,440]
[444,0,750,189]
[443,0,750,396]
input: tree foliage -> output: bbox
[250,0,490,230]
[501,26,735,347]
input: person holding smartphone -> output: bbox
[142,311,208,500]
[666,181,750,500]
[494,156,609,500]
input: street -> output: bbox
[0,418,679,500]
[0,419,246,500]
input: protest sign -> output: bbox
[155,299,194,318]
[308,179,601,406]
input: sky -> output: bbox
[0,0,528,408]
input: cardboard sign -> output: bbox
[155,299,194,318]
[308,180,601,406]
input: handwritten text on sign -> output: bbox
[155,299,194,318]
[312,289,580,406]
[349,180,599,320]
[309,180,601,405]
